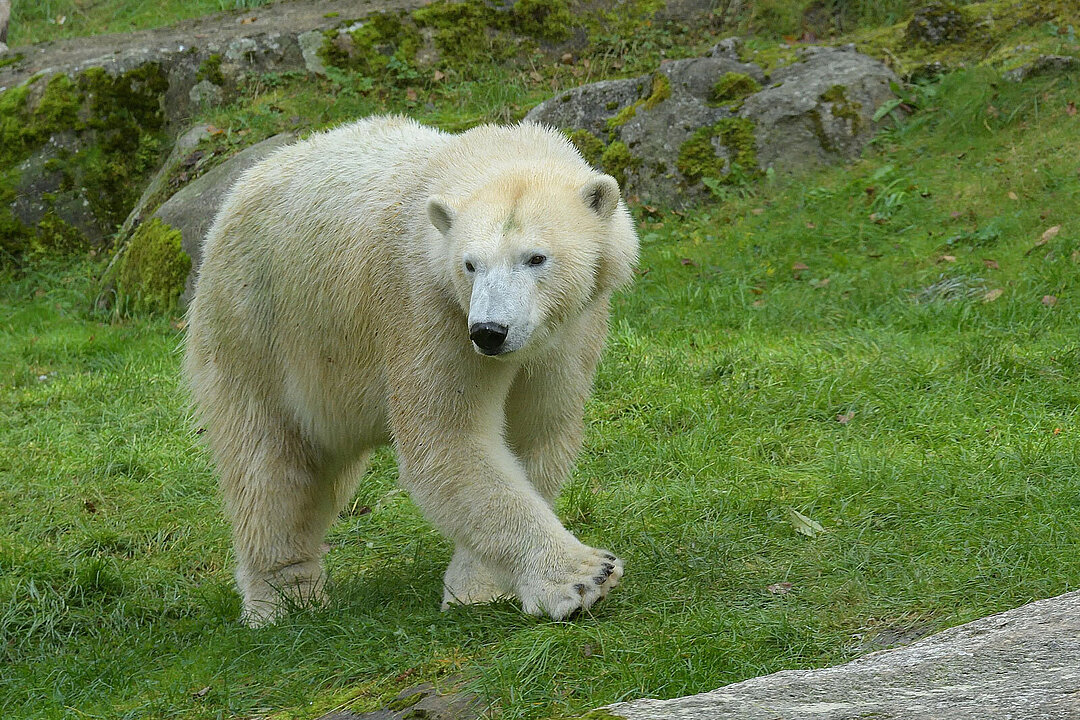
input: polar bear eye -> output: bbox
[464,261,475,273]
[527,254,547,267]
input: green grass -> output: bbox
[2,25,1080,720]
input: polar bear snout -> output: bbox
[470,322,509,355]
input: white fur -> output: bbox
[184,115,639,625]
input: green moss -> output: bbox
[32,212,87,258]
[116,218,191,315]
[0,53,24,70]
[510,0,574,44]
[709,72,761,108]
[414,0,512,67]
[677,118,759,184]
[567,129,605,168]
[600,140,640,188]
[197,54,225,85]
[321,11,423,83]
[606,73,671,133]
[819,84,864,136]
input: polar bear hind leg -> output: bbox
[210,398,370,626]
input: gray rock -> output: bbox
[317,680,483,720]
[298,29,328,76]
[526,42,895,208]
[1004,54,1080,83]
[153,132,296,303]
[188,79,224,108]
[740,45,897,172]
[601,590,1080,720]
[527,76,653,140]
[121,123,213,238]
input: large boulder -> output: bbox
[598,590,1080,719]
[151,132,296,303]
[526,40,896,208]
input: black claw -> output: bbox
[574,583,587,597]
[593,575,607,585]
[602,562,614,573]
[603,553,616,561]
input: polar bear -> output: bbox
[184,115,639,626]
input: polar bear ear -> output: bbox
[580,175,621,220]
[427,196,456,235]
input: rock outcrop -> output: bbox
[526,40,896,208]
[599,590,1080,720]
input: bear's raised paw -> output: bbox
[518,546,623,619]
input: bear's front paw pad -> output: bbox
[522,547,623,620]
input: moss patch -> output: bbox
[600,140,640,188]
[677,118,759,184]
[820,84,863,133]
[115,218,191,315]
[197,54,225,86]
[567,129,605,168]
[606,73,671,133]
[510,0,574,44]
[709,71,762,108]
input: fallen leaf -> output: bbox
[1042,225,1062,242]
[751,208,764,215]
[752,299,766,307]
[938,254,957,263]
[406,88,418,101]
[982,288,1004,303]
[767,582,793,595]
[240,15,257,24]
[83,500,97,514]
[836,410,855,424]
[788,508,825,537]
[1042,294,1058,307]
[193,686,211,699]
[982,259,999,270]
[792,262,810,271]
[1072,249,1080,263]
[529,70,543,83]
[1008,191,1019,200]
[433,70,445,82]
[749,286,765,295]
[1068,101,1077,117]
[560,52,574,64]
[680,257,696,266]
[811,277,830,288]
[805,222,816,229]
[581,643,595,657]
[1053,427,1062,435]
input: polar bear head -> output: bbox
[427,170,637,358]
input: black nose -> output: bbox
[470,322,509,354]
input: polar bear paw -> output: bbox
[238,560,327,627]
[518,545,623,620]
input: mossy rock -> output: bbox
[115,218,191,315]
[709,72,762,108]
[676,118,759,184]
[819,84,863,134]
[606,73,671,133]
[905,1,971,47]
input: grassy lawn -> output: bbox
[2,9,1080,720]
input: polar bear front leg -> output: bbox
[390,372,622,618]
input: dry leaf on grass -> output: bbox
[788,508,825,537]
[983,288,1004,303]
